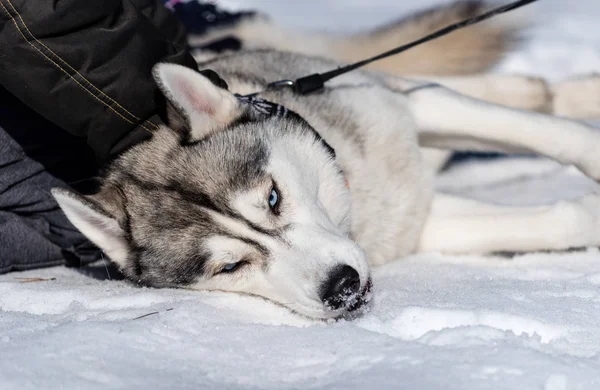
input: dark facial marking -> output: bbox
[285,110,337,160]
[217,231,270,258]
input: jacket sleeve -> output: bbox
[0,0,197,162]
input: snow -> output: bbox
[2,1,600,389]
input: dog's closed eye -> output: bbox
[217,260,250,275]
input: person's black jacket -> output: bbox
[0,0,198,164]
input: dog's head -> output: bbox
[53,64,371,320]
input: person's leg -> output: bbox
[0,126,99,274]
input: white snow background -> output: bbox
[2,1,600,389]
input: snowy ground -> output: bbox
[2,1,600,389]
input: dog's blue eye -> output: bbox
[221,262,242,273]
[268,188,279,209]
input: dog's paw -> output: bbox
[552,74,600,120]
[562,193,600,248]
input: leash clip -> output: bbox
[267,79,295,90]
[263,76,324,95]
[242,79,295,98]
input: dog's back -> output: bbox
[193,1,522,77]
[337,1,521,76]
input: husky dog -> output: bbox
[53,2,600,320]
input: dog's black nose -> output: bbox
[320,265,361,310]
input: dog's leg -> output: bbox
[408,74,600,120]
[408,85,600,181]
[421,74,554,115]
[418,193,600,254]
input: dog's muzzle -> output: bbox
[320,265,372,313]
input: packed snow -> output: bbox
[2,1,600,389]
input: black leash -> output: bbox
[244,0,538,97]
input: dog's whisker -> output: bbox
[101,252,111,281]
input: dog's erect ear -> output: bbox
[52,188,130,270]
[153,63,241,142]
